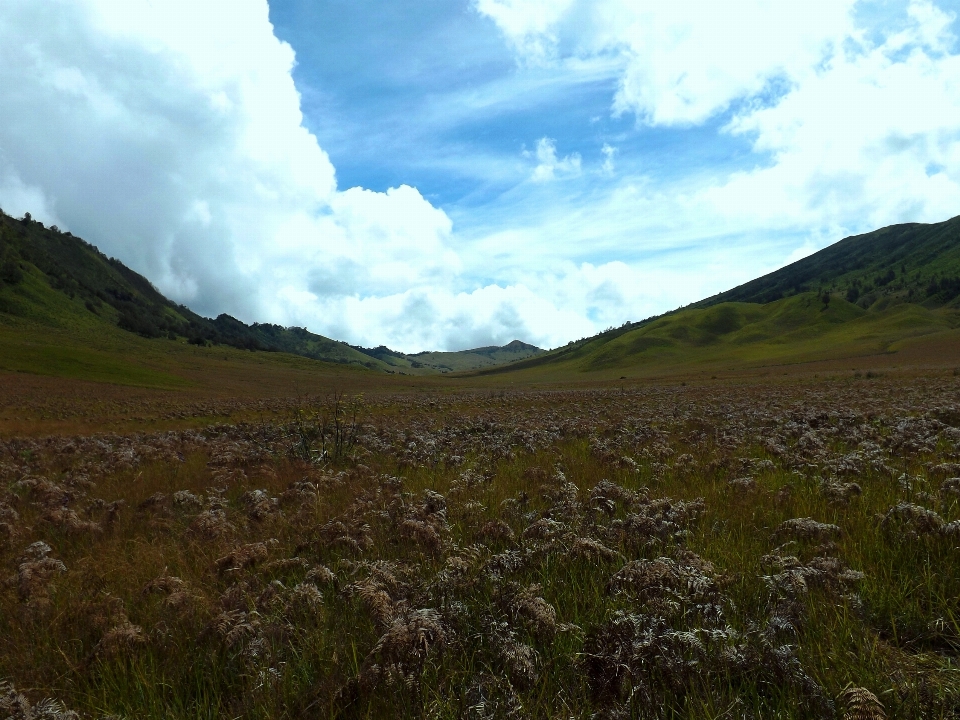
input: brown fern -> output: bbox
[840,687,886,720]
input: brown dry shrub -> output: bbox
[43,507,101,535]
[727,476,758,493]
[0,680,79,720]
[839,686,886,720]
[399,518,442,555]
[189,507,234,539]
[881,503,944,537]
[239,489,280,522]
[940,477,960,498]
[478,519,516,544]
[14,541,66,602]
[569,536,619,562]
[95,619,146,659]
[318,518,373,554]
[821,481,862,505]
[772,517,842,542]
[510,584,557,640]
[215,540,278,575]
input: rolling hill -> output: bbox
[475,214,960,378]
[0,210,541,376]
[360,340,543,372]
[2,208,958,386]
[696,213,960,308]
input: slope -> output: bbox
[0,211,394,370]
[696,214,960,308]
[0,211,543,375]
[364,339,545,372]
[472,215,960,379]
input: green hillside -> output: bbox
[476,215,960,378]
[0,211,542,376]
[360,339,544,372]
[697,214,960,308]
[0,211,392,369]
[477,293,959,378]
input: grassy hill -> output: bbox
[475,215,960,379]
[0,211,541,377]
[3,208,956,387]
[0,211,391,367]
[362,339,544,373]
[696,214,960,308]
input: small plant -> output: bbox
[283,391,365,464]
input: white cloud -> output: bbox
[710,0,960,230]
[478,0,960,259]
[476,0,857,125]
[0,168,61,227]
[474,0,578,62]
[0,0,628,352]
[0,0,472,350]
[600,143,617,175]
[527,137,581,181]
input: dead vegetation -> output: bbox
[1,377,960,717]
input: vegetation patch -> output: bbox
[2,378,960,717]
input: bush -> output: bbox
[875,268,895,287]
[117,309,162,338]
[0,257,23,285]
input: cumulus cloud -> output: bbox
[476,0,856,125]
[527,137,581,181]
[478,0,960,246]
[0,0,657,352]
[709,0,960,230]
[0,0,476,351]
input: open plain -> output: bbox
[2,347,960,719]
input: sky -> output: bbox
[0,0,958,352]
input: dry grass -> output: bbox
[1,375,960,718]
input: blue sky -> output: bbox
[267,0,760,229]
[0,0,958,351]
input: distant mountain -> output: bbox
[341,340,544,373]
[0,211,541,374]
[473,214,960,376]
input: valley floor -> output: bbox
[2,365,960,718]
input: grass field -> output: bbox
[4,265,960,719]
[2,370,960,718]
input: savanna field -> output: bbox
[0,371,959,719]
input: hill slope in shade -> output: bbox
[696,214,960,308]
[0,211,541,375]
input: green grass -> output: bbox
[475,293,960,380]
[0,331,189,388]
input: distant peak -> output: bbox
[503,339,539,350]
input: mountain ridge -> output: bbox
[467,214,960,377]
[0,210,542,374]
